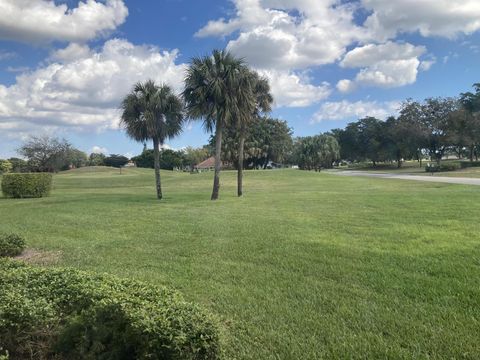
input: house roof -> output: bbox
[195,156,215,169]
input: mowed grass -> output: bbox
[2,167,480,359]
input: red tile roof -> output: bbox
[195,156,215,169]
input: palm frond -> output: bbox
[120,80,185,144]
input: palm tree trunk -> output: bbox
[237,130,245,197]
[211,121,223,200]
[153,138,162,200]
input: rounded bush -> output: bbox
[0,259,221,360]
[0,233,26,257]
[425,162,461,173]
[1,173,52,198]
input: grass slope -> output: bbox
[2,168,480,359]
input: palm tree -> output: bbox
[235,70,273,197]
[121,80,184,200]
[183,49,247,200]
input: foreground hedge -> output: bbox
[1,173,52,198]
[0,259,221,359]
[0,233,26,257]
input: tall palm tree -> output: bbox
[235,70,273,197]
[121,80,184,200]
[183,49,247,200]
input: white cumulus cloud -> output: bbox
[198,0,367,70]
[363,0,480,40]
[312,100,400,123]
[338,42,428,91]
[260,70,331,107]
[195,0,477,99]
[0,0,128,43]
[0,39,186,138]
[91,146,108,154]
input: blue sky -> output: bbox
[0,0,480,158]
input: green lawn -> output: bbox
[2,167,480,359]
[440,167,480,178]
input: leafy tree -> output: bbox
[104,154,129,168]
[7,158,28,173]
[17,136,72,172]
[357,117,388,166]
[121,80,184,200]
[330,127,360,162]
[158,149,186,170]
[406,97,458,163]
[183,50,247,200]
[208,117,293,169]
[0,160,13,174]
[139,149,185,170]
[382,116,421,168]
[88,152,106,166]
[132,148,187,170]
[333,117,386,166]
[131,149,155,168]
[293,135,340,170]
[183,147,210,169]
[458,84,480,161]
[62,148,88,170]
[246,117,293,168]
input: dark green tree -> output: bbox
[293,135,340,170]
[7,158,28,173]
[104,154,129,168]
[88,153,106,166]
[208,117,293,169]
[458,84,480,161]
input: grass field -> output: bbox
[2,167,480,359]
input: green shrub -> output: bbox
[460,161,480,169]
[425,162,461,173]
[0,349,8,360]
[0,234,26,257]
[1,173,52,198]
[0,160,12,174]
[0,259,221,360]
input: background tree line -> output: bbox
[0,136,134,174]
[331,84,480,168]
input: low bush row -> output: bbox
[0,259,221,359]
[425,162,461,173]
[0,233,25,257]
[1,173,52,198]
[460,161,480,169]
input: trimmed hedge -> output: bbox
[460,161,480,169]
[1,173,52,198]
[0,233,26,257]
[0,259,221,359]
[425,162,461,173]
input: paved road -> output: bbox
[330,170,480,186]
